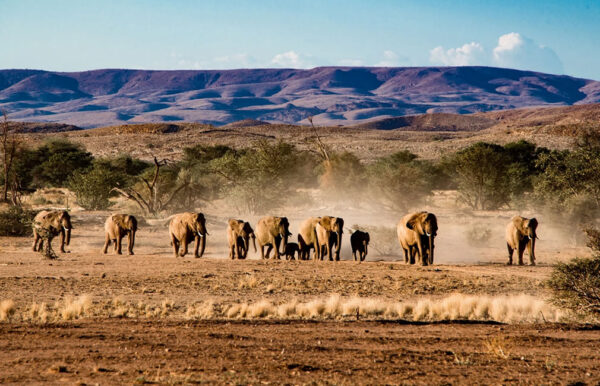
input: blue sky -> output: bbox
[1,0,599,79]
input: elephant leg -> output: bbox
[518,243,525,266]
[259,245,265,259]
[417,242,426,266]
[37,239,44,252]
[193,236,201,258]
[103,233,110,254]
[171,235,179,257]
[116,235,123,255]
[59,230,66,253]
[265,245,273,259]
[352,249,357,261]
[229,243,234,259]
[507,244,513,265]
[32,231,40,252]
[274,240,281,260]
[327,242,333,262]
[409,247,417,265]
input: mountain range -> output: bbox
[1,66,599,128]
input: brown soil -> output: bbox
[1,319,599,384]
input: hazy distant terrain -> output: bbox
[1,66,599,128]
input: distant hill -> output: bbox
[1,66,599,128]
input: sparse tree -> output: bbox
[0,111,21,204]
[112,156,188,215]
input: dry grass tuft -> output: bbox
[223,294,563,323]
[0,300,15,321]
[59,295,91,320]
[238,275,260,289]
[185,301,215,320]
[28,302,49,323]
[484,336,511,359]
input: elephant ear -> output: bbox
[406,213,423,231]
[528,218,538,231]
[243,222,254,234]
[512,216,527,234]
[195,213,205,224]
[319,216,333,229]
[228,218,239,230]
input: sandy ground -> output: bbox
[0,204,595,384]
[1,320,600,384]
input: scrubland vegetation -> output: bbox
[2,132,600,220]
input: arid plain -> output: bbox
[2,105,600,384]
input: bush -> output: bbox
[443,143,511,210]
[583,226,600,253]
[547,256,600,318]
[68,163,128,210]
[210,140,318,213]
[0,206,36,236]
[366,151,435,211]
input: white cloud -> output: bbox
[376,50,408,67]
[429,33,563,74]
[429,42,486,66]
[492,32,563,74]
[271,51,313,68]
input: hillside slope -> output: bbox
[1,66,598,128]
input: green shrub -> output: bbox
[68,164,127,210]
[547,256,600,318]
[366,151,435,211]
[0,206,36,236]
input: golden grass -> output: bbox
[0,293,566,324]
[0,300,15,321]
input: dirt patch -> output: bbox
[1,319,599,384]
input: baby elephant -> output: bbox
[103,214,137,255]
[351,230,370,261]
[283,242,301,260]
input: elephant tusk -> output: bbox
[197,231,203,238]
[63,226,68,231]
[425,232,431,237]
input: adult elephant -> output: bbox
[397,211,438,266]
[315,216,344,261]
[255,216,290,260]
[32,210,72,254]
[505,215,538,266]
[350,230,370,262]
[227,219,256,260]
[103,214,137,255]
[169,212,208,258]
[297,217,320,260]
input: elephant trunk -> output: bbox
[199,232,206,257]
[528,236,536,263]
[336,232,342,259]
[280,233,289,255]
[363,240,368,258]
[251,235,257,253]
[428,235,434,265]
[66,228,71,245]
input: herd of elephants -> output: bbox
[30,210,539,266]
